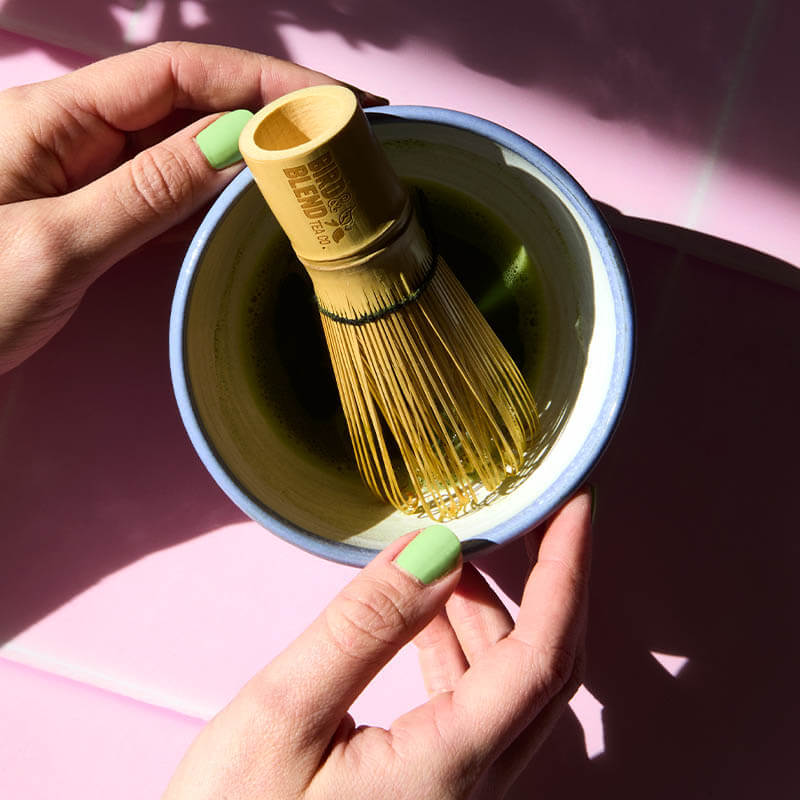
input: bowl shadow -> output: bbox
[475,214,800,798]
[1,202,798,799]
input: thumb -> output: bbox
[243,525,461,766]
[52,109,254,284]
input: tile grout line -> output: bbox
[0,15,113,58]
[1,645,215,724]
[684,0,772,229]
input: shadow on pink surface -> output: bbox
[0,1,798,192]
[1,658,201,800]
[0,11,796,798]
[474,224,799,798]
[0,204,798,795]
[0,221,247,640]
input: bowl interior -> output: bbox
[178,113,626,562]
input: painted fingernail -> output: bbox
[394,525,460,584]
[195,109,254,169]
[345,84,390,106]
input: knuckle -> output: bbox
[234,679,294,741]
[9,208,69,286]
[539,556,587,596]
[394,719,477,799]
[0,84,29,110]
[537,641,578,693]
[324,579,409,660]
[147,41,199,95]
[124,145,196,221]
[145,40,186,61]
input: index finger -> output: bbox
[513,487,592,652]
[406,490,592,768]
[52,41,355,131]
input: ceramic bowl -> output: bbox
[169,105,634,566]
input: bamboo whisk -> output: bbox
[239,86,537,520]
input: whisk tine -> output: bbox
[239,84,538,520]
[318,255,537,519]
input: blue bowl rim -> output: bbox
[169,104,635,567]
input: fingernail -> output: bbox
[394,525,460,584]
[195,109,254,169]
[589,485,598,525]
[345,83,390,107]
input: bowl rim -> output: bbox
[169,104,635,566]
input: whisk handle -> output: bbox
[239,85,409,264]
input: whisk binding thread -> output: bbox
[315,248,438,326]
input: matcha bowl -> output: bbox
[169,105,634,566]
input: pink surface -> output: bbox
[1,15,799,800]
[1,1,798,267]
[0,658,201,800]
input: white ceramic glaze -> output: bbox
[170,107,633,565]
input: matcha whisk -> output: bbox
[239,86,537,521]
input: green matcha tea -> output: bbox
[241,179,545,473]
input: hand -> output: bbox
[0,41,385,374]
[163,490,592,800]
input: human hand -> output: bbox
[0,41,386,374]
[163,489,592,800]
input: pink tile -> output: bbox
[0,17,797,799]
[693,159,800,268]
[2,2,797,269]
[277,27,706,229]
[0,28,88,88]
[0,658,202,800]
[3,520,433,727]
[0,235,439,731]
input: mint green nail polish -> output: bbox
[196,109,254,169]
[394,525,460,584]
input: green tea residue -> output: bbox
[415,179,543,372]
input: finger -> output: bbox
[490,647,586,796]
[51,41,360,131]
[513,488,592,650]
[490,582,590,797]
[413,611,469,696]
[124,108,209,156]
[237,525,462,773]
[444,563,514,665]
[0,41,386,199]
[46,110,252,286]
[397,490,592,774]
